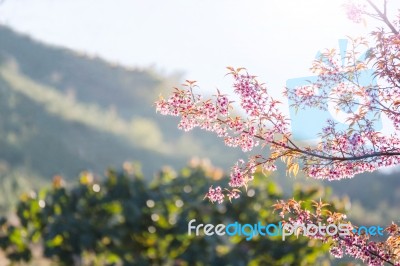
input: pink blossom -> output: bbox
[344,1,365,23]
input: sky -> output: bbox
[0,0,375,96]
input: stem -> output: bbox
[272,140,400,162]
[365,0,399,34]
[218,118,400,162]
[337,235,395,265]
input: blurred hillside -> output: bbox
[0,26,243,212]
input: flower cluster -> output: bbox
[204,186,224,204]
[343,1,366,23]
[370,31,400,130]
[273,199,400,266]
[157,54,400,190]
[285,33,400,180]
[156,70,293,201]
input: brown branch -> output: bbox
[271,140,400,162]
[217,118,400,163]
[365,0,399,34]
[337,235,395,265]
[252,131,400,162]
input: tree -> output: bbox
[0,162,343,265]
[155,1,400,265]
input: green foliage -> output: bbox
[0,162,345,265]
[0,166,44,214]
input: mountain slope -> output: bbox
[0,26,245,212]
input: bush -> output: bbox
[0,161,345,265]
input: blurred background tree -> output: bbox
[0,161,346,266]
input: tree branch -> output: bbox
[365,0,399,34]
